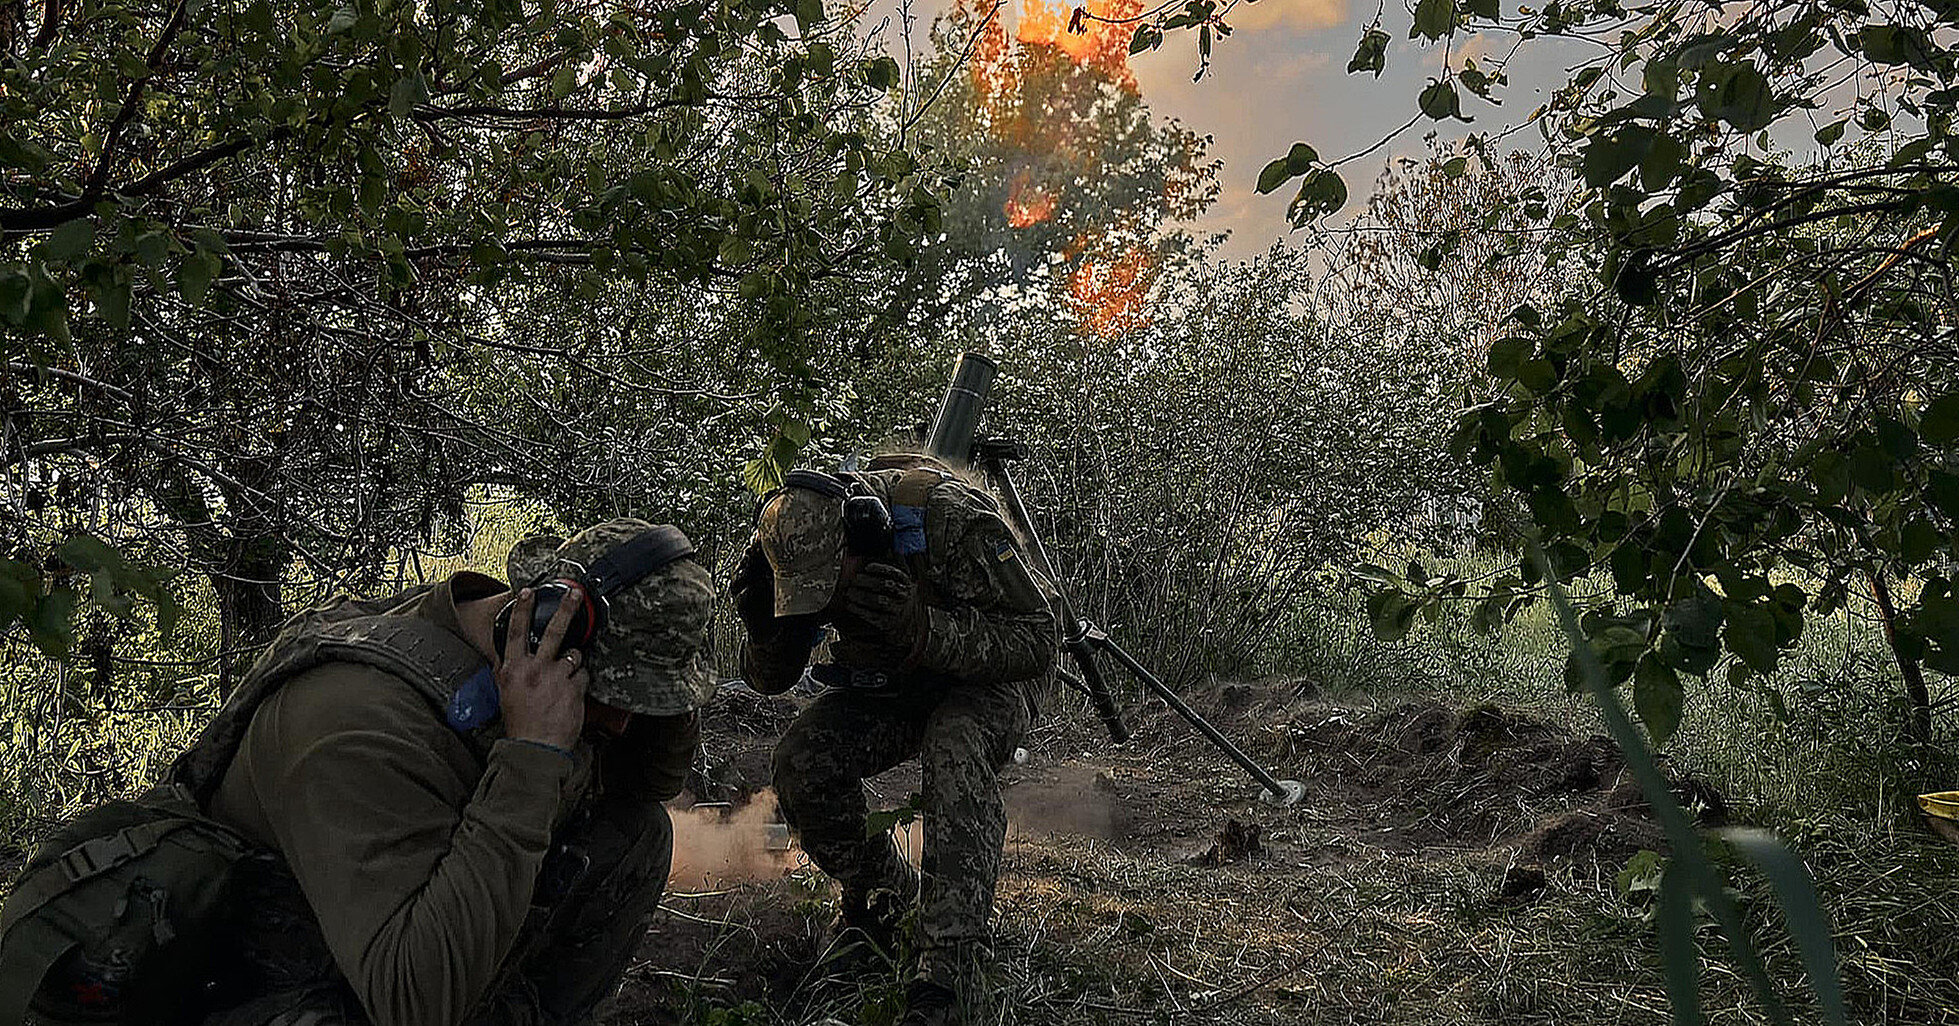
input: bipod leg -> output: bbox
[1062,635,1131,744]
[982,457,1129,744]
[1088,634,1305,807]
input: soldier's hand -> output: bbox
[497,587,588,751]
[730,541,779,635]
[839,563,927,646]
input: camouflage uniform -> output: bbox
[741,462,1057,991]
[196,519,716,1026]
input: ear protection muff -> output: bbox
[493,525,696,658]
[767,469,894,557]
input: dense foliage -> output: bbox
[2,0,930,666]
[1128,0,1959,746]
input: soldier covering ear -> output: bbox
[735,458,1058,1026]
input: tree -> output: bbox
[1132,0,1959,748]
[2,0,927,663]
[887,0,1219,343]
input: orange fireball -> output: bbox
[1004,169,1059,227]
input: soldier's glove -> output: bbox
[839,563,929,655]
[730,541,779,637]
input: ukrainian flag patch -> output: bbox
[995,540,1016,562]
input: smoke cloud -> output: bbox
[667,789,797,890]
[1226,0,1350,33]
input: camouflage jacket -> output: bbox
[742,467,1058,694]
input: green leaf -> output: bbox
[1901,518,1942,565]
[1697,62,1774,132]
[1259,143,1321,194]
[1419,78,1469,121]
[1348,26,1389,77]
[1411,0,1455,40]
[864,56,900,91]
[57,534,127,575]
[1655,860,1705,1023]
[1287,168,1347,225]
[1718,829,1849,1026]
[1582,126,1655,188]
[795,0,825,32]
[718,233,755,266]
[1256,158,1293,195]
[149,586,180,644]
[179,249,221,306]
[1129,25,1163,54]
[1634,654,1684,743]
[389,72,429,117]
[1859,24,1935,67]
[1487,337,1532,378]
[29,586,78,659]
[1284,142,1318,174]
[40,218,96,262]
[1367,589,1419,641]
[0,559,37,631]
[1921,392,1959,445]
[1639,132,1684,189]
[1724,600,1779,672]
[1815,119,1847,146]
[1928,471,1959,520]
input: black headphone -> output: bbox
[766,469,894,557]
[492,525,696,658]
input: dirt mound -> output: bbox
[1273,699,1720,866]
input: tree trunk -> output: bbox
[210,536,287,695]
[1869,571,1933,745]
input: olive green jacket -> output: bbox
[207,573,695,1026]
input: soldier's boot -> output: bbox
[897,979,961,1026]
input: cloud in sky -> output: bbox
[1225,0,1351,33]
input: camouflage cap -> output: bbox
[503,519,716,716]
[757,487,845,617]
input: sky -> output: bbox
[1125,2,1601,259]
[873,0,1600,260]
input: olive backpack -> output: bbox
[0,585,492,1024]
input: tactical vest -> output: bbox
[0,585,494,1025]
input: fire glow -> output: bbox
[961,0,1161,339]
[1014,0,1143,88]
[1004,169,1059,228]
[1069,247,1155,340]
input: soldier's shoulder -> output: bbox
[268,659,449,741]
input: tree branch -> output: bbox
[411,101,685,122]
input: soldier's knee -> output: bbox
[772,724,847,807]
[920,732,1001,792]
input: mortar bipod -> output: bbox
[979,448,1305,809]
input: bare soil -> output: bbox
[604,679,1746,1025]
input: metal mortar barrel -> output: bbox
[925,352,998,464]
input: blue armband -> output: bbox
[447,665,500,731]
[892,504,927,556]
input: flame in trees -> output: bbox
[1069,244,1156,339]
[1014,0,1143,90]
[1004,168,1059,227]
[955,0,1171,339]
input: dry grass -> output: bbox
[607,682,1959,1026]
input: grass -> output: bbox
[1250,542,1959,1026]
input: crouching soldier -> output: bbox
[0,518,715,1026]
[730,457,1058,1026]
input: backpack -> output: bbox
[0,584,493,1025]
